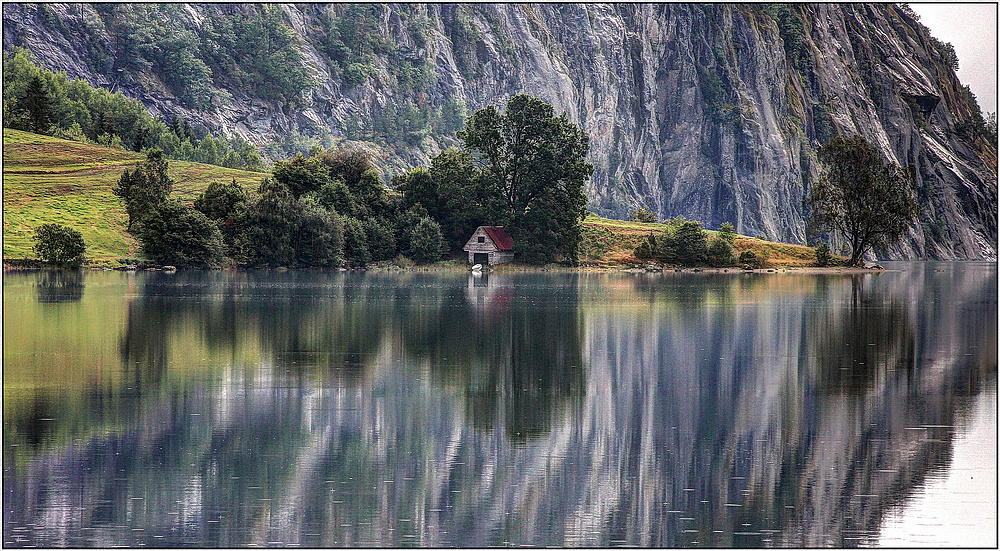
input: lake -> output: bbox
[3,262,996,547]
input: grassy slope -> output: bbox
[3,129,264,264]
[4,128,820,268]
[579,214,820,267]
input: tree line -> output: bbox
[30,91,920,270]
[632,219,756,268]
[3,48,262,171]
[100,94,592,269]
[109,148,447,269]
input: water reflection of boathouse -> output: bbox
[465,271,513,312]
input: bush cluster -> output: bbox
[631,207,657,224]
[629,219,787,268]
[814,242,833,267]
[632,220,743,267]
[117,148,447,268]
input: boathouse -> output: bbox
[463,226,514,266]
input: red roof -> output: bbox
[482,226,513,251]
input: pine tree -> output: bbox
[21,75,54,134]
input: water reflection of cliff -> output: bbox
[572,266,995,547]
[3,264,996,547]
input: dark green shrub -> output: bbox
[718,222,736,244]
[363,218,397,261]
[707,238,736,267]
[632,207,657,223]
[137,200,224,268]
[408,216,446,264]
[342,216,372,267]
[634,232,656,259]
[657,232,678,263]
[33,223,86,267]
[674,221,709,266]
[739,249,765,268]
[815,242,832,267]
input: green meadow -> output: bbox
[3,128,264,265]
[4,128,822,268]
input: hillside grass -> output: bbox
[4,128,824,268]
[3,129,264,265]
[579,214,821,267]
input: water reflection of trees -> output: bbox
[8,270,589,546]
[396,273,585,441]
[574,268,993,547]
[812,275,915,394]
[34,269,84,303]
[118,271,387,387]
[5,266,996,548]
[116,271,586,441]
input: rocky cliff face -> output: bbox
[3,3,996,259]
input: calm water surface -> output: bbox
[3,262,996,547]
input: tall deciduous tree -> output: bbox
[294,196,344,268]
[240,177,298,267]
[113,149,173,231]
[194,179,250,260]
[194,179,249,222]
[807,136,920,266]
[407,216,447,264]
[458,94,593,264]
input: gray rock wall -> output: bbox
[3,3,996,259]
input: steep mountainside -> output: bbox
[3,3,997,259]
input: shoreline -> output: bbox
[4,259,968,275]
